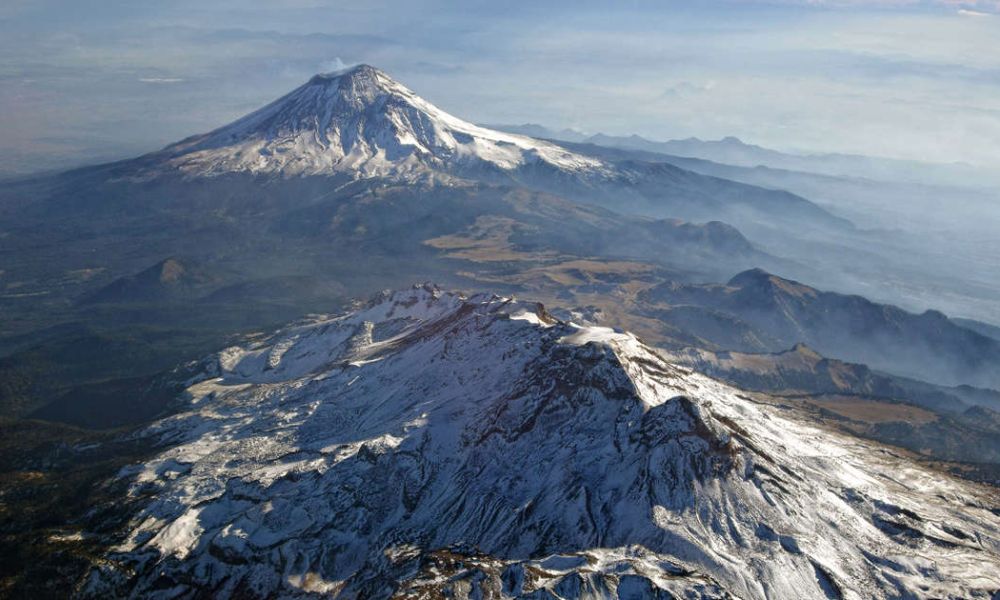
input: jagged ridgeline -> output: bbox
[83,285,1000,599]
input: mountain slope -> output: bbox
[571,131,998,188]
[83,285,1000,599]
[79,257,217,305]
[0,66,841,333]
[483,122,589,143]
[639,268,1000,389]
[0,161,771,429]
[144,65,606,179]
[668,343,1000,467]
[526,136,1000,326]
[117,64,846,236]
[0,65,799,343]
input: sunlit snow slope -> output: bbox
[153,65,606,179]
[85,285,1000,599]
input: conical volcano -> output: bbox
[154,64,606,178]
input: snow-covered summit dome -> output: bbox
[84,285,1000,599]
[153,64,607,179]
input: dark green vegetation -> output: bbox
[0,170,772,425]
[0,362,196,597]
[0,417,168,598]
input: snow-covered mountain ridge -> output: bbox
[152,65,607,179]
[84,285,1000,599]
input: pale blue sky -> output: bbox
[1,1,999,175]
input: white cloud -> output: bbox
[318,57,347,73]
[742,0,999,12]
[2,1,1000,171]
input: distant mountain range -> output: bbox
[639,268,1000,389]
[489,123,1000,188]
[670,342,1000,466]
[482,122,590,143]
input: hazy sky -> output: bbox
[1,0,999,175]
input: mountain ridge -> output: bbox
[82,285,1000,599]
[487,124,997,188]
[640,268,1000,389]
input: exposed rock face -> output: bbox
[83,286,1000,599]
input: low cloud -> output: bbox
[741,0,1000,12]
[319,57,348,73]
[661,81,718,99]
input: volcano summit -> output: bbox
[147,64,607,179]
[83,285,1000,599]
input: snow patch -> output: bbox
[559,324,632,346]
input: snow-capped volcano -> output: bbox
[84,285,1000,599]
[155,64,606,178]
[126,64,847,238]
